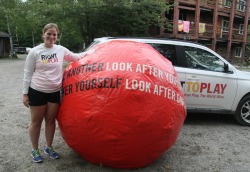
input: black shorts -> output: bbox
[28,87,61,106]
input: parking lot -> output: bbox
[0,55,250,172]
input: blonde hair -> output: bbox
[42,23,59,34]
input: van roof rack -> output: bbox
[105,36,201,45]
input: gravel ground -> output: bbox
[0,55,250,172]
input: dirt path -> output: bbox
[0,55,250,172]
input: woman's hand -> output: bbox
[23,94,29,108]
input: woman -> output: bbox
[22,23,85,163]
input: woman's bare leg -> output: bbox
[44,102,60,147]
[29,105,46,150]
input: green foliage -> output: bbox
[86,0,167,39]
[0,0,170,51]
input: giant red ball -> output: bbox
[57,40,186,169]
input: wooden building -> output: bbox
[0,31,10,57]
[157,0,250,65]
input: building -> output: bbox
[158,0,250,65]
[0,31,10,57]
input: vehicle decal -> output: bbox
[181,81,227,99]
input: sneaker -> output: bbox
[31,149,43,163]
[44,146,59,159]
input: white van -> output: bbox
[84,37,250,126]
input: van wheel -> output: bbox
[235,95,250,126]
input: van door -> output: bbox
[180,45,237,111]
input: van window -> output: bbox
[148,44,178,66]
[184,46,225,72]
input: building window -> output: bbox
[235,47,242,57]
[239,24,244,35]
[224,0,231,7]
[179,13,186,21]
[222,20,229,32]
[238,0,246,12]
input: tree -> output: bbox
[85,0,168,42]
[0,0,21,56]
[1,0,170,52]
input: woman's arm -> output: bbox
[23,50,36,95]
[62,46,87,62]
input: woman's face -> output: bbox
[43,27,58,48]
